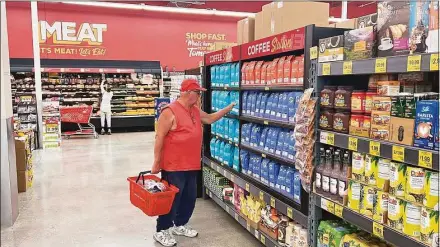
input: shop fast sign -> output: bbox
[39,21,107,57]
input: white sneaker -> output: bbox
[172,225,198,238]
[153,229,177,247]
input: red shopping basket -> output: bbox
[127,171,179,216]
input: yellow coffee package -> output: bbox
[389,162,406,197]
[405,167,425,204]
[388,195,405,232]
[376,158,390,191]
[348,180,361,212]
[360,184,374,218]
[423,171,439,210]
[403,202,421,239]
[420,207,439,246]
[364,154,378,186]
[373,189,389,224]
[352,152,365,182]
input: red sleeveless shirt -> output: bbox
[160,101,203,171]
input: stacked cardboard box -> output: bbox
[255,2,330,40]
[15,135,33,192]
[237,17,255,45]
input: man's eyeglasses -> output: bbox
[188,90,202,95]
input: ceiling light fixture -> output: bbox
[60,1,255,18]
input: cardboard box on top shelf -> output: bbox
[262,2,282,37]
[237,19,244,45]
[254,12,264,40]
[277,1,330,33]
[328,23,337,28]
[335,18,357,29]
[17,170,28,193]
[242,17,255,44]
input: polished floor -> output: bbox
[1,132,261,247]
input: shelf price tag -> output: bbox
[287,207,293,219]
[230,174,235,182]
[234,213,239,221]
[260,234,266,244]
[322,63,331,75]
[407,55,422,72]
[375,58,387,73]
[392,146,405,162]
[263,120,269,125]
[223,170,227,177]
[321,198,335,214]
[373,222,384,239]
[216,166,221,173]
[334,204,344,218]
[320,132,335,146]
[245,183,250,192]
[310,46,318,60]
[209,191,212,198]
[205,188,209,195]
[246,222,250,231]
[225,205,229,213]
[264,87,270,91]
[419,150,433,169]
[430,53,439,71]
[210,161,216,168]
[261,153,267,158]
[259,191,264,201]
[369,141,381,156]
[343,61,353,74]
[254,230,259,239]
[270,197,276,208]
[348,137,358,151]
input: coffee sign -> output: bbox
[241,27,305,60]
[39,21,107,57]
[204,46,240,66]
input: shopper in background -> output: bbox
[151,78,235,247]
[100,79,113,135]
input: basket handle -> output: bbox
[136,170,151,185]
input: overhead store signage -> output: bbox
[36,68,135,73]
[39,21,107,58]
[204,46,240,66]
[241,27,305,60]
[185,32,234,58]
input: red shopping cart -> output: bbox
[127,171,179,216]
[60,106,98,139]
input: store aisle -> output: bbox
[1,133,261,247]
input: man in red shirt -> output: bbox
[152,79,235,246]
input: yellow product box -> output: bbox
[389,162,407,197]
[360,184,375,218]
[423,171,439,210]
[352,152,366,182]
[364,154,378,186]
[388,195,405,232]
[420,207,439,246]
[373,189,389,224]
[403,202,421,240]
[376,158,390,192]
[340,233,370,247]
[405,167,425,204]
[348,180,362,212]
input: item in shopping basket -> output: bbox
[334,86,353,110]
[373,189,389,224]
[360,184,375,218]
[405,166,425,204]
[320,85,337,108]
[348,180,362,211]
[421,206,439,245]
[319,110,334,130]
[333,111,350,133]
[344,26,377,60]
[423,171,439,210]
[403,202,422,240]
[318,35,345,63]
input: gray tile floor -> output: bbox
[1,132,261,247]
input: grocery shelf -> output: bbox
[211,86,240,91]
[318,130,439,171]
[240,144,295,167]
[317,52,438,76]
[203,156,307,227]
[211,133,239,147]
[241,85,303,91]
[205,187,282,247]
[240,115,295,130]
[313,192,428,247]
